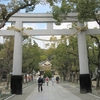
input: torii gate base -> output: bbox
[78,22,92,93]
[79,74,92,93]
[10,21,23,94]
[11,75,23,94]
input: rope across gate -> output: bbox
[9,24,88,42]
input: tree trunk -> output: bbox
[6,73,11,89]
[0,69,2,84]
[96,74,100,89]
[63,73,66,81]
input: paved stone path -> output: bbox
[4,81,100,100]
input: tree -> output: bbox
[86,35,100,88]
[39,49,48,61]
[0,36,14,89]
[86,35,98,74]
[0,0,36,28]
[0,0,61,29]
[47,35,79,82]
[0,36,14,72]
[66,36,79,82]
[44,70,52,78]
[0,43,4,83]
[53,42,69,81]
[22,38,41,73]
[52,0,100,25]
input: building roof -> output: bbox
[39,60,52,67]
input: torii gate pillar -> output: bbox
[11,21,23,94]
[78,22,92,93]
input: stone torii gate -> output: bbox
[0,13,100,94]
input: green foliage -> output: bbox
[0,0,37,20]
[52,5,63,23]
[0,43,4,51]
[71,66,78,71]
[46,0,61,6]
[52,43,69,73]
[22,39,41,73]
[6,0,37,13]
[46,48,56,61]
[49,35,79,76]
[44,70,52,78]
[76,0,98,22]
[0,36,14,72]
[86,35,100,73]
[52,0,72,24]
[0,0,59,28]
[0,0,62,29]
[51,0,100,24]
[0,4,7,19]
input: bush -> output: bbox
[44,70,52,78]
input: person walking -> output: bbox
[51,76,55,86]
[56,76,59,84]
[38,75,43,92]
[45,76,49,86]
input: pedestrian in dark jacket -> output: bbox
[56,76,59,84]
[38,75,43,92]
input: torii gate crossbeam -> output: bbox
[1,13,99,94]
[0,28,100,36]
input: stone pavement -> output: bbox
[4,81,100,100]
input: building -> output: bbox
[39,60,54,75]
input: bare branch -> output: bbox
[0,2,36,29]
